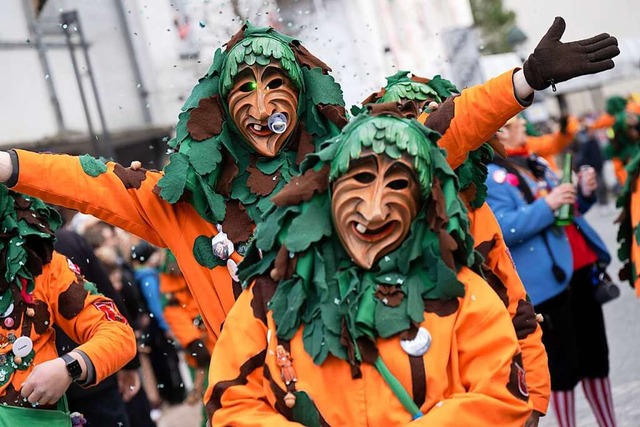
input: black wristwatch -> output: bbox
[60,353,82,382]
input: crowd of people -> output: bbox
[0,12,639,427]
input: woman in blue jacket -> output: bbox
[486,116,616,427]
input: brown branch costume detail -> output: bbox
[220,200,253,243]
[290,41,332,73]
[294,124,316,165]
[423,96,457,135]
[423,299,459,317]
[215,152,239,197]
[271,245,297,282]
[246,165,281,197]
[374,284,405,307]
[113,163,147,190]
[57,281,89,320]
[367,102,405,118]
[271,165,330,207]
[187,96,224,140]
[316,104,348,129]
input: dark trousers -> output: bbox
[536,265,610,391]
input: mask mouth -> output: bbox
[247,122,272,137]
[268,112,288,134]
[352,221,397,242]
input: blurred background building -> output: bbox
[0,0,638,163]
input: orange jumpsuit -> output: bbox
[160,272,214,368]
[526,116,579,172]
[468,202,550,414]
[0,252,136,406]
[209,267,532,426]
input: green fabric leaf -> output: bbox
[182,76,219,111]
[79,155,107,177]
[302,68,345,106]
[196,174,226,223]
[83,281,101,296]
[291,391,322,427]
[188,134,223,175]
[193,235,224,269]
[283,195,332,252]
[157,153,190,203]
[302,320,329,365]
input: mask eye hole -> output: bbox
[266,78,283,90]
[239,81,257,92]
[387,179,409,190]
[353,172,375,184]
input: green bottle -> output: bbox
[555,153,574,226]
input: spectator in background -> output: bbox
[574,124,608,205]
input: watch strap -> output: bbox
[60,353,82,382]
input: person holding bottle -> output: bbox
[486,115,616,427]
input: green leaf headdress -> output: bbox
[238,105,479,368]
[0,186,61,314]
[155,21,346,228]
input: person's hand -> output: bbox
[525,410,543,427]
[523,17,619,90]
[578,166,597,197]
[117,369,141,402]
[545,183,577,211]
[20,358,73,405]
[0,152,13,183]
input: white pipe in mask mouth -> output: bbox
[268,112,288,134]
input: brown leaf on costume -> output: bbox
[32,299,51,335]
[340,320,361,379]
[187,96,224,141]
[367,102,404,119]
[295,124,316,165]
[475,239,496,261]
[250,275,278,326]
[114,163,147,190]
[272,245,297,282]
[224,24,247,50]
[410,75,431,85]
[487,138,507,158]
[215,152,239,197]
[221,200,254,243]
[152,184,162,197]
[426,177,448,232]
[459,184,477,208]
[482,265,509,308]
[506,353,530,402]
[13,195,31,210]
[317,104,348,129]
[58,281,89,320]
[374,284,404,307]
[24,247,44,277]
[361,88,385,105]
[619,263,631,281]
[438,229,458,270]
[356,337,379,364]
[512,299,538,340]
[424,298,459,317]
[398,323,419,341]
[271,165,330,207]
[614,208,626,225]
[423,95,457,135]
[246,165,281,196]
[290,40,332,72]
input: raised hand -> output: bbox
[523,17,620,90]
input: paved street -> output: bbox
[157,202,639,427]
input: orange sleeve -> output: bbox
[430,69,530,170]
[414,270,532,426]
[630,184,640,297]
[164,304,202,349]
[526,116,578,161]
[11,149,181,247]
[589,113,615,130]
[613,158,628,185]
[206,287,302,426]
[480,207,550,415]
[47,252,136,384]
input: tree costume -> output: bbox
[0,186,135,424]
[603,96,640,185]
[616,153,640,296]
[209,108,531,426]
[362,72,550,415]
[5,22,347,347]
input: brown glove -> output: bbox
[523,17,619,90]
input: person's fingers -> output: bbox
[583,35,617,53]
[584,59,616,75]
[27,388,44,404]
[540,17,566,43]
[578,33,612,48]
[20,379,35,398]
[588,45,621,63]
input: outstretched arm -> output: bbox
[0,150,180,247]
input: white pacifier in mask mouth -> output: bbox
[267,112,288,134]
